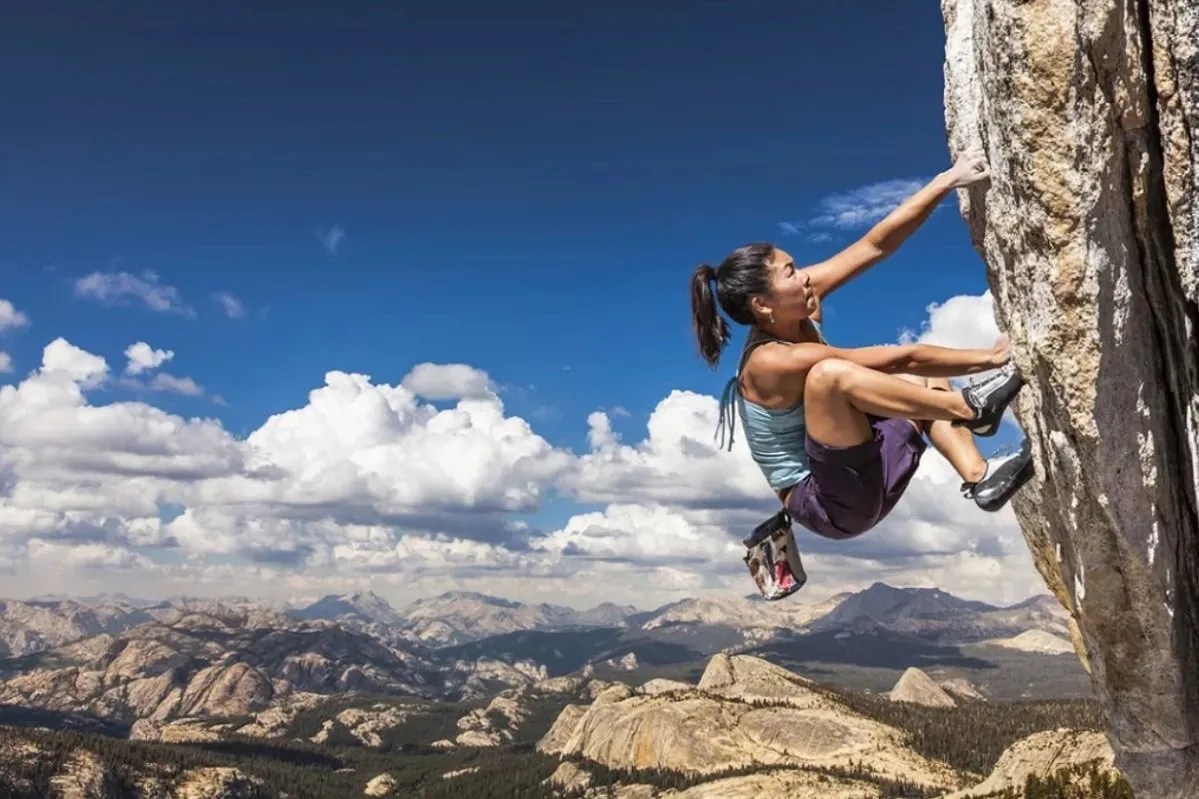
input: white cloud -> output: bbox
[901,290,999,349]
[318,224,346,255]
[780,178,929,238]
[238,368,571,518]
[0,295,1047,609]
[560,390,770,509]
[213,291,246,319]
[27,539,150,571]
[586,411,619,450]
[121,343,209,400]
[401,363,494,400]
[124,342,175,375]
[0,353,11,374]
[0,299,30,332]
[0,339,242,488]
[532,503,739,566]
[150,373,204,397]
[898,290,1016,435]
[74,270,194,318]
[41,337,109,388]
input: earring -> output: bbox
[767,311,775,324]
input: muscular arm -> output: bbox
[762,339,1004,380]
[802,151,989,300]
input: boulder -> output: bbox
[888,668,957,709]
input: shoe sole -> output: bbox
[975,457,1034,512]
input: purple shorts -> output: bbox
[785,416,926,540]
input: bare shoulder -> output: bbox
[748,340,831,375]
[742,341,832,407]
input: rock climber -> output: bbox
[689,150,1033,546]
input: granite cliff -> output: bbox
[942,1,1199,796]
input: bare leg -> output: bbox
[922,376,988,483]
[803,359,975,448]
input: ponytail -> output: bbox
[690,263,730,368]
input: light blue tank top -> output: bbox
[715,320,826,492]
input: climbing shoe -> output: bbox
[962,438,1034,512]
[953,362,1024,437]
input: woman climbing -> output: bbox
[689,151,1033,543]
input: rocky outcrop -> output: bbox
[452,656,549,697]
[888,668,957,708]
[537,704,589,754]
[171,767,265,798]
[310,703,423,748]
[6,736,263,799]
[0,599,151,657]
[984,629,1075,656]
[664,770,881,799]
[942,1,1199,796]
[539,654,961,791]
[363,773,399,797]
[940,729,1118,799]
[937,678,987,703]
[454,690,531,747]
[229,691,329,738]
[639,679,692,697]
[0,612,428,724]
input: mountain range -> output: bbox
[0,579,1104,799]
[2,583,1074,660]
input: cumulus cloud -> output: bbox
[401,363,495,400]
[561,390,770,510]
[0,292,1047,609]
[41,337,109,387]
[124,342,174,375]
[901,290,1000,349]
[74,270,194,318]
[0,299,30,332]
[0,354,11,374]
[532,503,739,566]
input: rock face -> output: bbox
[942,1,1199,797]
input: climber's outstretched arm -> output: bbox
[760,334,1009,380]
[802,149,990,300]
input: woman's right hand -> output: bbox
[944,149,991,189]
[988,333,1012,367]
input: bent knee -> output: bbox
[805,358,856,391]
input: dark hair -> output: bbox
[689,242,775,368]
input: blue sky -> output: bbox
[0,2,1033,606]
[2,0,988,436]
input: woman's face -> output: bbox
[763,248,817,321]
